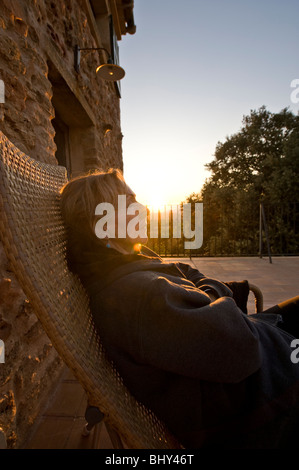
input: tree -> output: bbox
[203,106,299,202]
[187,106,299,255]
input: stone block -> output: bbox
[0,427,7,449]
[0,0,124,449]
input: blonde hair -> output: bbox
[59,168,127,240]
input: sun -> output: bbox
[144,195,168,212]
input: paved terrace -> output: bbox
[23,256,299,449]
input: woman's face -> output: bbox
[113,184,148,252]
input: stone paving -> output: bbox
[189,256,299,312]
[24,256,299,449]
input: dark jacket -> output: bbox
[68,241,299,448]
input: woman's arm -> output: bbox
[176,261,234,299]
[139,276,261,383]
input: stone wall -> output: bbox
[0,0,125,448]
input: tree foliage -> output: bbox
[202,106,299,204]
[186,106,299,256]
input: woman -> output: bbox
[60,168,299,449]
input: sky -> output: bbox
[118,0,299,207]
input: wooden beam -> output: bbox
[109,0,122,40]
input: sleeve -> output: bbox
[138,276,261,383]
[175,261,205,284]
[224,280,250,313]
[176,261,234,299]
